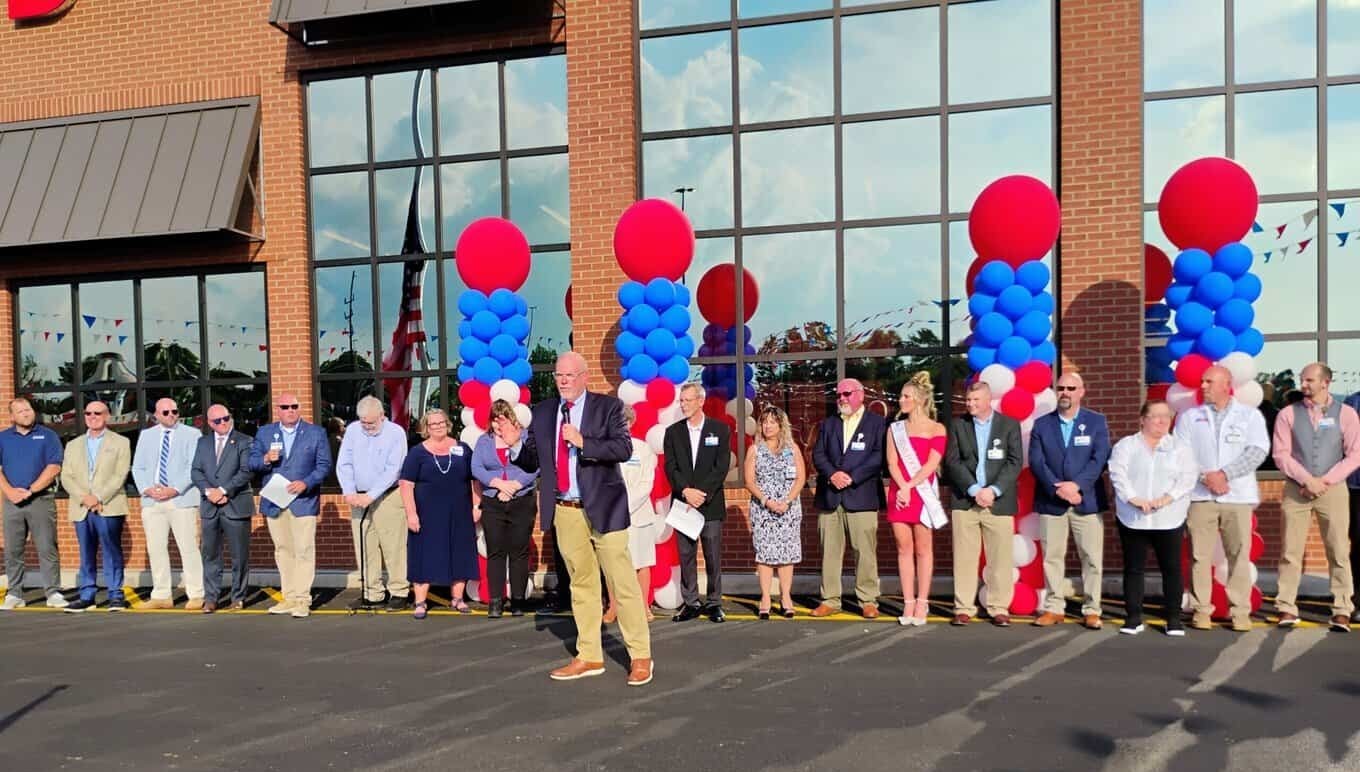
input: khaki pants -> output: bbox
[818,507,880,608]
[1277,482,1354,617]
[555,505,650,663]
[1039,510,1104,616]
[141,501,204,601]
[1186,501,1253,619]
[267,509,317,608]
[350,492,409,602]
[952,506,1013,617]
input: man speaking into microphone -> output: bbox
[517,351,653,686]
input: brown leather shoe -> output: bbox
[809,603,838,618]
[229,601,245,611]
[1083,614,1103,630]
[143,598,173,610]
[1190,612,1213,631]
[549,658,606,681]
[185,598,204,611]
[1277,612,1300,628]
[202,602,217,614]
[1331,615,1351,633]
[1033,611,1064,627]
[626,658,654,687]
[951,614,972,626]
[861,603,880,619]
[601,607,618,624]
[991,614,1011,627]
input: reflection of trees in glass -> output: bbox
[529,343,558,403]
[19,354,45,390]
[144,342,202,382]
[318,350,375,374]
[757,320,835,354]
[28,393,77,441]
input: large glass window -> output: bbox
[640,0,1055,473]
[306,50,570,458]
[15,268,271,450]
[1143,0,1360,427]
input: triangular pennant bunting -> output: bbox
[55,333,64,342]
[1340,232,1351,247]
[1251,221,1264,233]
[1333,203,1347,218]
[1303,209,1319,229]
[1276,224,1288,238]
[82,315,96,328]
[1298,238,1313,253]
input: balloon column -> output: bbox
[1156,157,1266,618]
[963,174,1062,616]
[612,198,697,610]
[450,217,537,603]
[1144,244,1176,387]
[696,264,760,475]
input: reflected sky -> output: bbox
[948,105,1052,212]
[372,70,433,163]
[741,230,837,352]
[505,56,568,149]
[308,77,366,167]
[1327,198,1360,331]
[375,166,436,256]
[641,31,733,132]
[639,0,729,30]
[738,19,832,124]
[1144,95,1225,203]
[204,273,269,375]
[1329,0,1360,76]
[17,285,72,390]
[843,116,940,220]
[378,260,441,371]
[1235,0,1316,84]
[311,171,370,260]
[947,0,1051,104]
[441,160,502,247]
[843,224,945,348]
[740,125,835,226]
[316,265,376,371]
[1234,87,1317,196]
[509,154,570,245]
[1145,0,1224,91]
[642,134,734,231]
[841,8,939,114]
[1324,338,1360,395]
[78,280,134,382]
[436,62,500,155]
[1329,85,1360,189]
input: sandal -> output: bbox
[413,602,428,620]
[758,605,771,621]
[779,604,795,619]
[452,601,470,614]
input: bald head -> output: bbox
[276,392,301,427]
[1300,362,1333,403]
[1056,372,1085,416]
[153,397,179,428]
[207,403,233,436]
[1201,365,1232,408]
[554,351,589,401]
[84,400,109,435]
[836,378,864,416]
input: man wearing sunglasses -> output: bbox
[131,398,206,610]
[810,378,887,619]
[249,394,333,619]
[191,405,256,613]
[59,401,131,612]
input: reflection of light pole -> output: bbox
[672,186,694,211]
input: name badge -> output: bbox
[986,447,1005,460]
[850,441,866,452]
[1319,417,1337,429]
[1224,427,1244,444]
[452,446,465,456]
[1073,435,1092,447]
[704,435,719,447]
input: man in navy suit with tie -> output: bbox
[1028,373,1111,630]
[191,404,256,613]
[810,378,887,618]
[515,352,653,686]
[249,393,332,619]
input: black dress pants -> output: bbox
[481,495,536,602]
[1118,520,1184,626]
[677,520,724,608]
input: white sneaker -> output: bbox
[0,595,25,610]
[913,615,929,627]
[267,601,294,615]
[46,592,69,609]
[1119,623,1144,635]
[898,615,912,626]
[1166,628,1186,637]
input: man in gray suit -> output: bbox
[943,381,1024,627]
[191,404,255,613]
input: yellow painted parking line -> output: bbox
[262,587,284,603]
[121,586,144,610]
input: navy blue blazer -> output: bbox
[191,429,256,519]
[248,420,333,517]
[1027,408,1111,515]
[517,392,634,534]
[811,410,887,513]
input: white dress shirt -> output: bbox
[1107,432,1198,530]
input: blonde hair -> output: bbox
[899,371,937,421]
[417,408,452,439]
[757,405,795,450]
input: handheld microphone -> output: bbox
[561,402,573,447]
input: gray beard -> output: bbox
[838,404,853,416]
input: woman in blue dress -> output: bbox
[400,408,481,619]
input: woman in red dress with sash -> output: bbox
[885,372,947,626]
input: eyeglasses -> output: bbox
[553,371,584,380]
[426,420,448,428]
[837,390,861,398]
[210,416,232,425]
[277,403,299,410]
[1055,386,1080,393]
[83,410,106,416]
[160,409,179,416]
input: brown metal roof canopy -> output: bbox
[268,0,481,45]
[0,97,263,250]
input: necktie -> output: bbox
[157,430,171,485]
[216,436,226,463]
[557,400,574,494]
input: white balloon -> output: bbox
[660,404,684,425]
[977,582,988,610]
[1012,567,1021,584]
[1034,589,1048,610]
[652,568,683,610]
[1181,590,1194,613]
[990,397,1002,415]
[1233,380,1263,409]
[979,363,1016,395]
[490,378,520,404]
[460,407,476,428]
[465,580,478,603]
[1166,383,1199,414]
[1020,426,1032,467]
[513,403,532,428]
[618,379,647,406]
[1248,562,1259,586]
[1034,388,1058,417]
[459,425,484,446]
[725,452,740,483]
[744,416,758,437]
[1219,352,1258,386]
[476,523,487,558]
[1012,534,1038,567]
[1016,512,1040,541]
[646,424,666,455]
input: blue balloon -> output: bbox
[968,293,997,319]
[1212,241,1253,279]
[1173,248,1213,285]
[675,335,695,359]
[1233,273,1262,303]
[1144,303,1171,324]
[517,344,528,360]
[968,346,997,371]
[674,283,691,308]
[997,336,1033,369]
[1196,325,1235,360]
[661,306,691,335]
[745,383,757,400]
[458,337,488,363]
[1031,340,1056,366]
[1015,260,1051,293]
[1215,298,1254,334]
[618,281,646,310]
[626,304,661,335]
[489,334,518,365]
[1174,301,1213,336]
[514,295,528,316]
[644,328,677,360]
[628,354,659,383]
[1146,345,1173,368]
[457,320,472,339]
[501,313,530,342]
[1193,271,1234,308]
[457,290,487,318]
[995,285,1033,319]
[659,355,689,384]
[743,343,756,356]
[1014,310,1052,345]
[470,310,501,341]
[1236,327,1264,357]
[1164,283,1193,310]
[473,357,503,383]
[976,261,1016,295]
[457,364,475,382]
[697,343,714,357]
[503,358,532,386]
[975,312,1013,347]
[1166,334,1194,360]
[702,323,724,346]
[488,288,518,320]
[616,331,645,360]
[1031,291,1055,315]
[644,278,676,309]
[700,368,716,387]
[725,325,753,344]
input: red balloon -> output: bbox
[968,175,1062,262]
[472,401,491,430]
[964,256,987,296]
[1147,383,1171,402]
[649,561,672,591]
[1249,585,1263,614]
[721,414,738,439]
[1018,554,1045,587]
[1175,354,1212,389]
[645,379,676,408]
[1016,470,1036,516]
[651,460,671,501]
[458,380,490,408]
[703,396,727,418]
[455,217,531,293]
[564,285,573,320]
[1157,157,1259,252]
[1249,531,1265,563]
[999,388,1035,420]
[1144,244,1173,304]
[519,386,532,405]
[1014,362,1052,394]
[614,198,695,282]
[631,402,658,440]
[1009,581,1039,616]
[654,534,679,567]
[1210,581,1229,620]
[696,264,759,328]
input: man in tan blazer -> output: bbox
[60,400,132,613]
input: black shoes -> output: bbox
[386,595,411,611]
[708,605,726,623]
[510,600,525,617]
[488,600,504,619]
[540,594,569,614]
[672,604,702,622]
[108,599,126,612]
[64,599,94,613]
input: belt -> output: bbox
[556,498,584,509]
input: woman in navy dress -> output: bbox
[400,408,481,619]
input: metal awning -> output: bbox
[0,97,263,250]
[268,0,481,45]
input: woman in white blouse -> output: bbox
[1107,399,1199,636]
